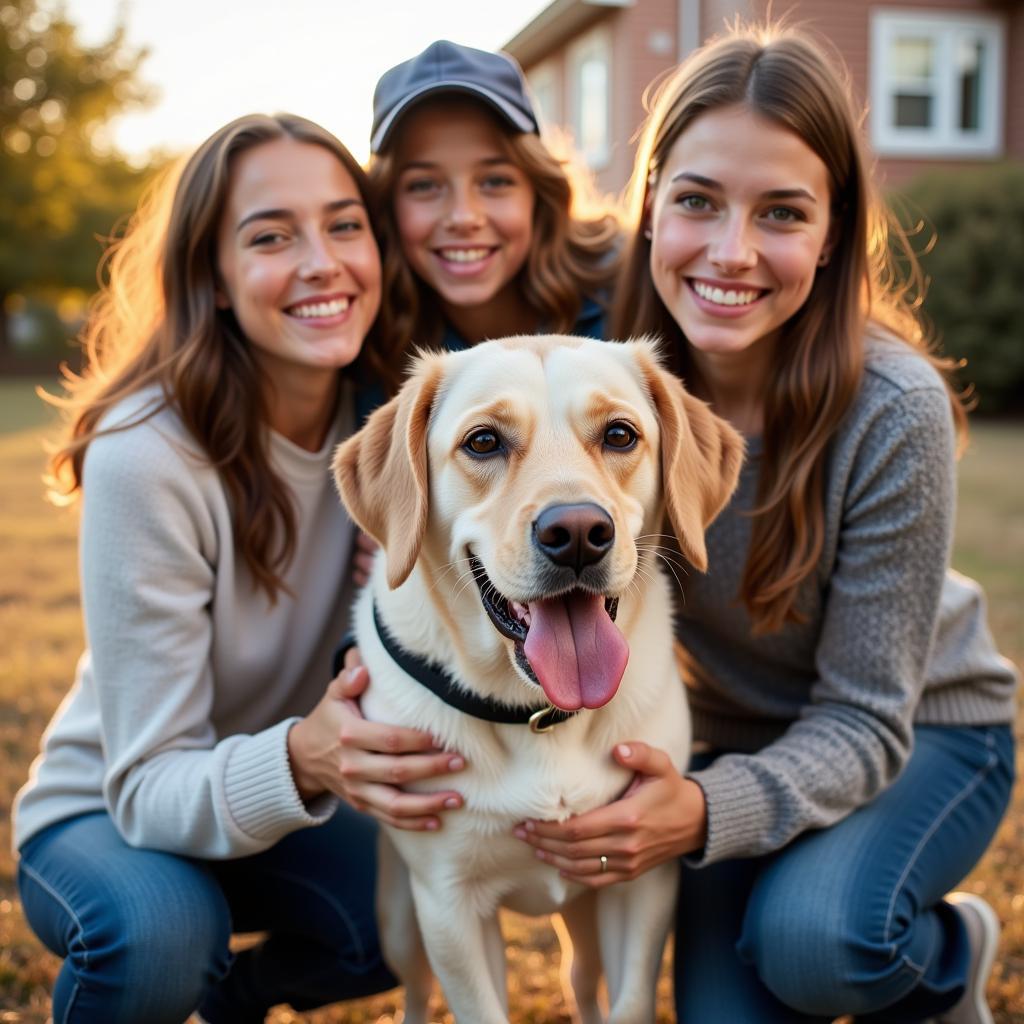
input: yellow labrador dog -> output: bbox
[333,335,742,1024]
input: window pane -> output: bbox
[892,36,934,80]
[578,57,608,163]
[958,38,985,132]
[894,93,933,128]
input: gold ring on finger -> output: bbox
[599,855,609,873]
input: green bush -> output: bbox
[892,162,1024,415]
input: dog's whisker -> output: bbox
[651,551,688,594]
[430,557,473,585]
[451,564,490,603]
[426,561,470,594]
[637,545,691,576]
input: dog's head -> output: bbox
[334,336,743,712]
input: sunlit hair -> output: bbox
[367,97,621,392]
[45,113,380,600]
[612,21,967,634]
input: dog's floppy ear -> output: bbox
[333,357,443,589]
[637,347,745,572]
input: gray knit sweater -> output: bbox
[678,337,1017,865]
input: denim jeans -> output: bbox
[17,803,397,1024]
[674,724,1015,1023]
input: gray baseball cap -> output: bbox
[371,39,540,154]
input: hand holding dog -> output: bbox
[352,531,379,587]
[513,742,708,887]
[287,655,466,831]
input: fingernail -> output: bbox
[513,827,527,840]
[524,820,535,833]
[444,797,460,809]
[617,743,632,759]
[425,819,439,831]
[448,756,465,771]
[535,849,546,861]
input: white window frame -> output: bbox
[568,25,613,170]
[870,10,1005,158]
[527,59,561,130]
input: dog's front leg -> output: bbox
[408,873,509,1024]
[596,860,679,1024]
[556,892,607,1024]
[377,832,433,1024]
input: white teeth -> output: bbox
[440,247,491,263]
[692,281,761,306]
[289,297,350,319]
[509,600,532,628]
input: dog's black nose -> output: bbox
[533,503,615,574]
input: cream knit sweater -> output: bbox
[14,386,355,857]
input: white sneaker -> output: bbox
[935,892,1000,1024]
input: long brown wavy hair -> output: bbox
[368,100,621,393]
[612,23,967,634]
[45,113,381,600]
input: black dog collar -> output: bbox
[372,602,576,732]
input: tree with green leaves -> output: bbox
[0,0,155,358]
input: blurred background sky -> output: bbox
[62,0,553,162]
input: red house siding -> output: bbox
[509,0,1022,194]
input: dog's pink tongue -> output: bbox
[523,592,628,711]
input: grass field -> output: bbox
[0,378,1020,1023]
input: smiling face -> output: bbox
[390,99,536,335]
[215,137,381,383]
[647,104,834,371]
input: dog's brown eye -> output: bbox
[464,429,502,456]
[604,422,637,450]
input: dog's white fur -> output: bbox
[333,336,743,1024]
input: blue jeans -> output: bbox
[674,724,1015,1023]
[17,804,397,1024]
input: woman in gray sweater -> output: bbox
[11,114,461,1023]
[514,24,1017,1024]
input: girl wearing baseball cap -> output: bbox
[365,39,621,401]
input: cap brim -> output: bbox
[371,81,536,153]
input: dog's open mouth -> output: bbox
[469,555,628,712]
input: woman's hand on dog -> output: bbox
[287,649,465,831]
[351,531,379,587]
[511,742,707,887]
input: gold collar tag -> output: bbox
[529,704,562,734]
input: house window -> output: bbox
[568,26,612,169]
[870,11,1005,157]
[527,59,561,129]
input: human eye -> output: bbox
[676,193,714,213]
[403,176,440,197]
[481,172,517,191]
[249,228,288,247]
[763,206,805,224]
[329,215,364,235]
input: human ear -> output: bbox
[214,271,232,310]
[818,215,841,267]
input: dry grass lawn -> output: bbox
[0,380,1020,1023]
